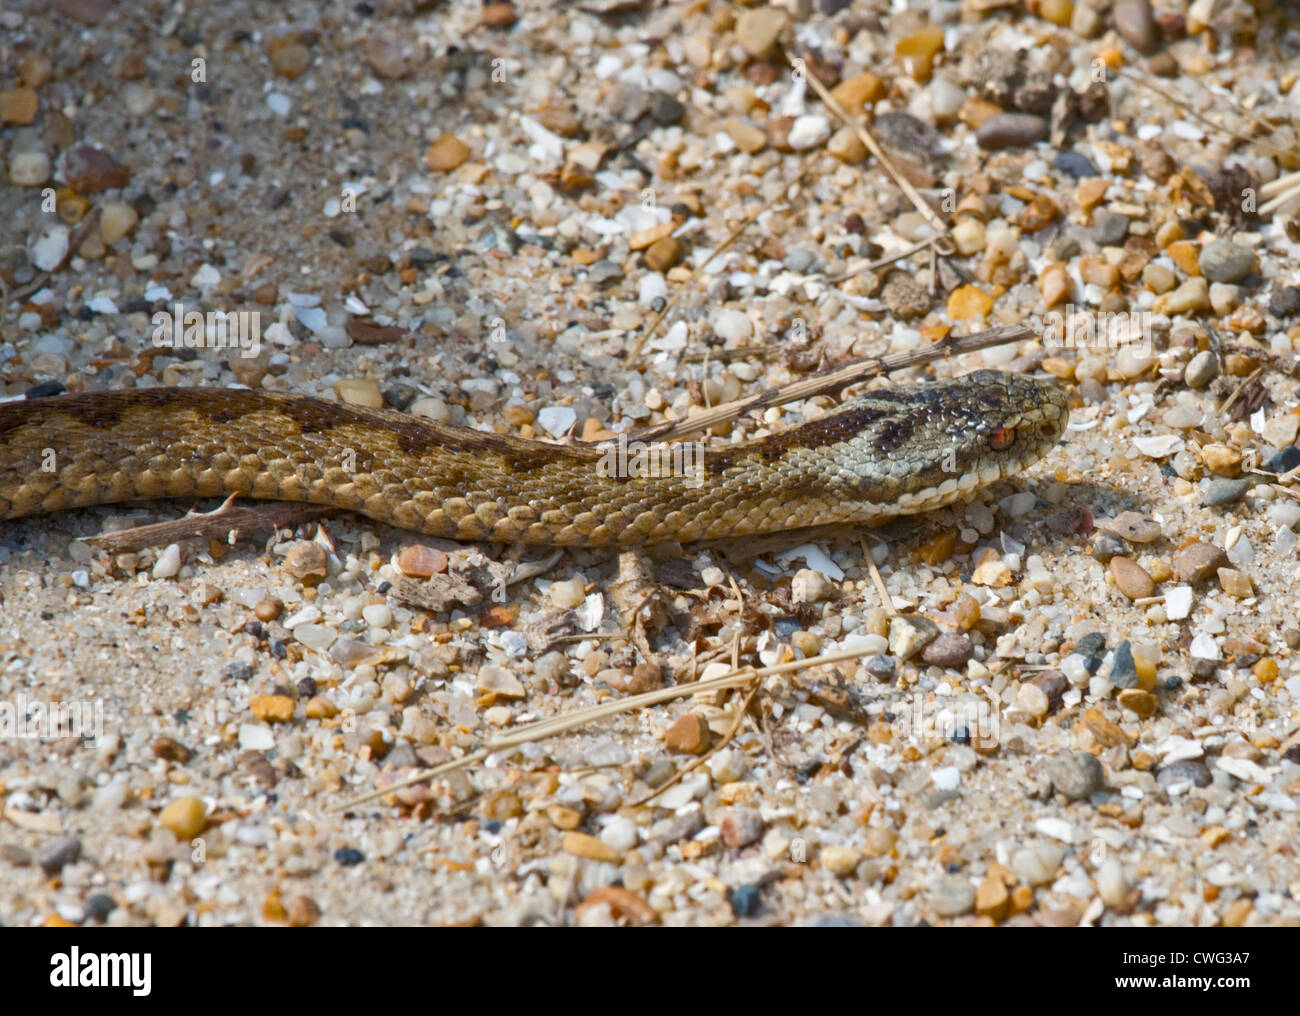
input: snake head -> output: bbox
[823,369,1070,518]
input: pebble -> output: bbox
[865,654,897,681]
[730,884,761,918]
[791,568,834,604]
[159,796,207,839]
[250,694,295,723]
[880,272,930,319]
[36,836,82,876]
[1109,640,1139,688]
[1102,511,1161,544]
[976,113,1049,150]
[1216,568,1253,597]
[1048,752,1104,801]
[599,817,638,854]
[334,378,383,408]
[1267,286,1300,318]
[1117,688,1158,717]
[929,875,975,916]
[1154,277,1209,314]
[1011,843,1064,886]
[713,308,753,343]
[1113,0,1159,53]
[283,541,328,582]
[787,115,831,151]
[83,894,115,922]
[1209,282,1240,315]
[1262,413,1300,450]
[1270,446,1300,474]
[1092,211,1130,246]
[64,145,131,193]
[478,665,526,700]
[1202,478,1251,507]
[820,845,862,877]
[665,712,711,754]
[1109,556,1155,599]
[397,544,447,578]
[9,149,50,185]
[1198,239,1257,284]
[1098,858,1128,907]
[287,895,321,927]
[152,543,182,579]
[271,42,311,78]
[719,808,764,849]
[1156,760,1211,789]
[888,614,939,660]
[643,238,684,273]
[99,201,138,245]
[649,90,684,126]
[919,633,973,668]
[334,847,364,866]
[736,7,787,58]
[975,876,1009,921]
[426,134,471,172]
[1053,151,1099,178]
[31,225,70,272]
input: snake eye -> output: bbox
[988,426,1016,451]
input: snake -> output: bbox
[0,370,1067,547]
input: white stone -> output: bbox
[152,543,182,579]
[30,225,69,272]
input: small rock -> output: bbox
[648,90,684,126]
[1198,239,1257,284]
[288,895,321,926]
[64,145,131,193]
[426,134,471,172]
[1098,858,1128,907]
[9,149,50,186]
[397,544,448,578]
[1183,349,1219,389]
[929,875,976,917]
[283,541,328,582]
[1092,210,1130,246]
[1109,640,1139,689]
[665,712,711,754]
[787,115,831,151]
[1053,150,1099,178]
[820,845,862,877]
[1113,0,1159,53]
[363,37,408,79]
[791,568,834,604]
[736,8,788,58]
[1267,286,1300,319]
[36,836,82,876]
[718,807,764,849]
[865,654,897,681]
[1216,568,1253,597]
[888,614,939,660]
[334,377,383,408]
[730,884,762,918]
[249,694,295,723]
[643,237,684,273]
[919,633,973,668]
[1010,843,1064,886]
[975,875,1009,921]
[880,272,930,319]
[1109,556,1155,599]
[976,113,1049,150]
[152,543,182,579]
[98,201,138,245]
[1117,688,1158,717]
[1202,478,1251,507]
[1156,760,1211,789]
[159,797,207,839]
[1047,752,1104,801]
[1102,511,1161,544]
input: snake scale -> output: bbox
[0,370,1067,546]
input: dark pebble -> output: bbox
[26,380,68,399]
[648,90,685,125]
[1164,675,1183,691]
[1283,745,1300,765]
[1054,151,1099,178]
[1190,658,1217,680]
[1031,670,1068,713]
[1109,640,1139,689]
[297,676,318,698]
[1267,445,1300,473]
[730,883,762,918]
[1090,532,1127,562]
[1156,760,1211,788]
[83,894,116,922]
[642,759,676,789]
[1267,286,1300,319]
[334,847,365,866]
[37,835,82,876]
[225,661,253,681]
[1075,632,1107,673]
[866,654,897,680]
[1201,478,1252,507]
[773,616,801,638]
[1092,211,1130,246]
[976,113,1049,150]
[268,637,287,660]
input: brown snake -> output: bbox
[0,370,1067,546]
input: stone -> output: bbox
[1156,760,1211,789]
[1092,210,1130,246]
[976,875,1009,921]
[665,712,711,754]
[563,832,621,863]
[1113,0,1159,53]
[791,568,834,604]
[270,42,312,78]
[160,796,207,839]
[397,544,448,578]
[334,377,384,408]
[1183,349,1219,388]
[1048,752,1104,801]
[919,633,973,668]
[888,614,939,661]
[1098,858,1128,907]
[9,150,50,185]
[736,8,788,58]
[98,201,138,245]
[426,134,471,172]
[976,113,1049,150]
[1267,286,1300,318]
[1109,556,1155,599]
[0,87,38,126]
[1216,568,1253,597]
[1202,479,1251,507]
[363,37,408,79]
[820,845,861,877]
[1198,239,1257,284]
[250,694,295,723]
[1109,640,1139,689]
[1118,688,1158,717]
[283,541,328,582]
[36,836,82,876]
[65,145,131,193]
[644,236,684,272]
[719,807,764,849]
[1201,444,1242,477]
[1102,511,1161,544]
[929,875,975,916]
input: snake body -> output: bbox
[0,370,1066,546]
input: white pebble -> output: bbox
[712,308,753,342]
[788,115,831,150]
[599,816,638,853]
[361,603,393,628]
[152,543,182,579]
[1164,585,1193,621]
[30,225,70,272]
[537,405,577,438]
[9,150,50,186]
